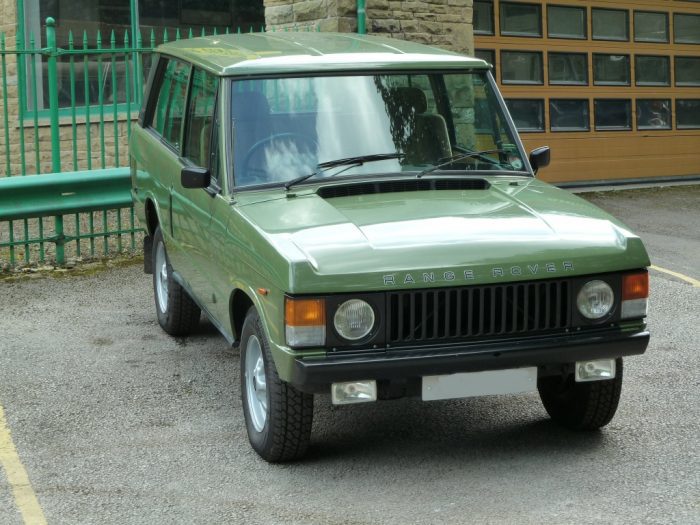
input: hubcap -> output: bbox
[244,335,268,432]
[155,241,168,313]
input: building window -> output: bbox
[636,99,671,130]
[505,99,544,132]
[473,1,494,35]
[676,100,700,128]
[635,55,670,86]
[674,13,700,44]
[634,11,668,43]
[593,54,630,85]
[675,57,700,86]
[501,51,543,84]
[475,49,496,78]
[500,2,542,37]
[594,99,632,130]
[592,8,629,41]
[547,5,586,39]
[548,52,587,85]
[550,99,590,131]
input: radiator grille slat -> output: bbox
[387,279,571,346]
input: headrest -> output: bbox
[392,87,428,114]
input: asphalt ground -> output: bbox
[0,185,699,525]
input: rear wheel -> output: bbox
[537,358,623,430]
[240,307,313,462]
[152,227,201,336]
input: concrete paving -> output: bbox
[0,185,698,524]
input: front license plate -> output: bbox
[422,367,537,401]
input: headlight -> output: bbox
[577,280,614,320]
[333,299,375,341]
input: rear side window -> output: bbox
[183,68,218,170]
[151,58,190,150]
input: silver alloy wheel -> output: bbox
[155,241,169,313]
[245,335,268,432]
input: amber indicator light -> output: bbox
[285,298,325,326]
[622,272,649,300]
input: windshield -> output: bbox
[230,71,527,188]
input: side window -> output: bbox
[183,68,219,174]
[151,58,190,150]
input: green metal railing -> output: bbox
[0,18,271,268]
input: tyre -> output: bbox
[152,227,201,336]
[537,358,623,431]
[240,307,313,462]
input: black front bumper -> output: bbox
[289,329,649,393]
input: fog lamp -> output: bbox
[575,359,616,382]
[577,280,614,320]
[331,380,377,405]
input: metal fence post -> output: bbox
[46,17,65,264]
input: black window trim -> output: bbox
[499,1,543,38]
[636,98,672,131]
[592,53,631,86]
[546,4,588,40]
[549,98,591,132]
[676,99,700,129]
[673,12,700,45]
[473,0,495,36]
[592,7,630,42]
[634,54,671,87]
[548,51,589,86]
[674,55,700,87]
[633,10,670,44]
[500,50,544,85]
[594,98,633,131]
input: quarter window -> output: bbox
[547,6,586,39]
[593,54,630,86]
[594,99,632,131]
[505,99,544,132]
[548,53,588,85]
[592,8,629,41]
[634,11,668,43]
[500,2,542,37]
[674,13,700,44]
[635,56,670,86]
[152,58,190,150]
[501,51,543,84]
[550,99,590,131]
[636,99,671,130]
[183,68,219,171]
[675,57,700,86]
[676,100,700,128]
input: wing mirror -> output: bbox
[181,166,211,189]
[529,146,550,175]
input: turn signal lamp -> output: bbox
[621,272,649,319]
[285,298,325,347]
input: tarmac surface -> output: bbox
[0,185,699,524]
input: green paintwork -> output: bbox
[130,34,649,383]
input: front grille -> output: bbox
[387,280,571,345]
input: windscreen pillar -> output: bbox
[264,0,474,56]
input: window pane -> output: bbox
[635,56,670,86]
[634,11,668,42]
[676,100,700,128]
[592,8,629,41]
[140,0,264,34]
[636,99,671,130]
[676,57,700,86]
[474,1,494,34]
[505,99,544,131]
[549,53,587,85]
[674,14,700,44]
[550,99,590,131]
[593,54,630,85]
[501,51,543,84]
[153,60,190,149]
[548,6,586,39]
[183,69,218,168]
[475,49,496,78]
[594,99,632,130]
[500,2,542,37]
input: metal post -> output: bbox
[357,0,366,34]
[46,17,64,264]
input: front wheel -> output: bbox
[537,358,623,431]
[240,307,313,462]
[152,227,201,336]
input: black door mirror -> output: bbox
[181,166,211,189]
[529,146,550,175]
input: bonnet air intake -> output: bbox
[317,179,490,199]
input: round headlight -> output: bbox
[577,280,615,320]
[333,300,375,341]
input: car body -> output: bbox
[130,32,650,462]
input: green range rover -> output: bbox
[130,32,650,462]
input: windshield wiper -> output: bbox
[416,149,512,178]
[284,152,405,190]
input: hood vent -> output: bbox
[317,178,490,199]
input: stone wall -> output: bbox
[264,0,474,55]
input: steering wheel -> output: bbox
[241,133,319,183]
